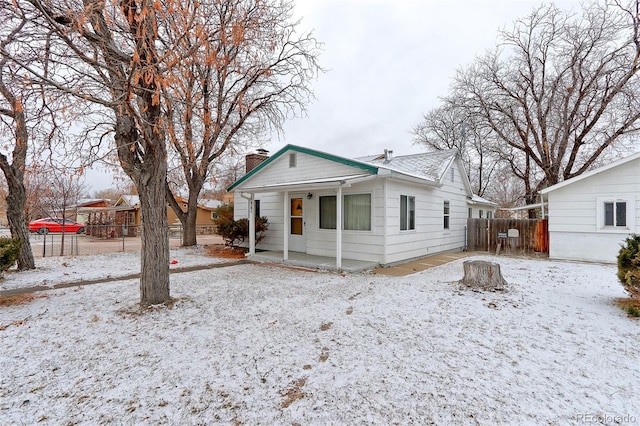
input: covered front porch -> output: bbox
[237,174,378,270]
[247,250,379,273]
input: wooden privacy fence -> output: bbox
[466,218,549,255]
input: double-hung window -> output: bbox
[400,195,415,231]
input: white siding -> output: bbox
[384,160,469,264]
[546,158,640,263]
[240,151,368,189]
[304,180,385,262]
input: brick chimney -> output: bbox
[245,148,269,173]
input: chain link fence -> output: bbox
[30,233,81,257]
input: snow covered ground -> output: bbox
[0,251,638,425]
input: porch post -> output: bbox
[283,191,289,261]
[249,193,256,256]
[336,186,342,269]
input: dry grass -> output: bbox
[319,321,333,331]
[0,293,48,307]
[614,297,640,318]
[205,244,246,259]
[281,378,306,408]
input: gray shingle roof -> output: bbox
[357,150,458,182]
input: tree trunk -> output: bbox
[182,204,198,247]
[137,168,171,306]
[461,260,508,291]
[116,115,171,307]
[5,179,35,270]
[166,185,199,247]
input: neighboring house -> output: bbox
[82,194,222,237]
[228,144,489,268]
[540,152,640,263]
[74,199,111,223]
[168,196,221,232]
[468,194,498,219]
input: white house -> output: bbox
[228,144,495,269]
[539,152,640,263]
[468,194,498,219]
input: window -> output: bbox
[319,196,337,229]
[468,208,472,218]
[450,167,455,183]
[254,199,261,218]
[320,194,371,231]
[289,153,297,168]
[604,201,626,227]
[479,209,484,218]
[344,194,371,231]
[487,211,493,219]
[400,195,415,230]
[597,196,634,232]
[443,201,450,229]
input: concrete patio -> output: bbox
[248,250,479,275]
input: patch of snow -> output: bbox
[0,254,638,424]
[0,246,229,291]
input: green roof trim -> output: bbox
[227,144,379,192]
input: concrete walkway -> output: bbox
[374,251,477,276]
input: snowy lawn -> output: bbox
[0,253,638,424]
[0,245,232,292]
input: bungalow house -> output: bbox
[539,151,640,263]
[228,144,495,269]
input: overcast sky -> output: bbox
[270,0,578,158]
[86,0,579,191]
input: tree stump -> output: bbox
[461,260,508,291]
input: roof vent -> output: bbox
[384,149,393,162]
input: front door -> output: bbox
[289,195,305,252]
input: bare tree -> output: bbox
[0,2,60,270]
[47,170,86,255]
[412,103,500,197]
[4,0,187,305]
[421,2,640,216]
[163,0,321,246]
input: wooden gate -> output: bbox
[466,218,548,255]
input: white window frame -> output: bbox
[443,200,450,229]
[596,196,635,233]
[400,195,416,231]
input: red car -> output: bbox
[29,218,85,234]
